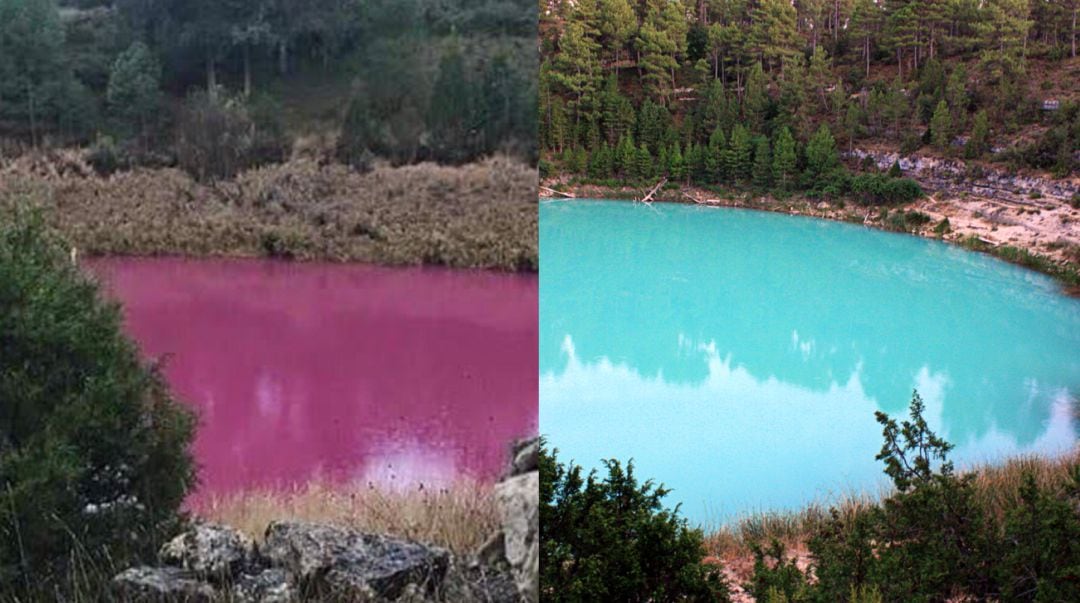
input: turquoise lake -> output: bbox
[540,199,1080,527]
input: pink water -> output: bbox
[87,257,538,505]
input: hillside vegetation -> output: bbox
[540,0,1080,190]
[0,0,537,173]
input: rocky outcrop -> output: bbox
[260,521,449,599]
[484,437,540,603]
[111,438,539,602]
[112,522,454,602]
[159,523,254,579]
[848,149,1079,206]
[113,566,218,602]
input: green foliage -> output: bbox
[746,540,810,602]
[796,391,1080,601]
[0,211,196,595]
[726,124,753,183]
[540,442,730,602]
[106,41,160,142]
[752,136,772,189]
[803,124,841,192]
[635,142,654,181]
[996,470,1080,601]
[771,127,798,190]
[176,90,288,182]
[930,99,952,150]
[427,38,478,164]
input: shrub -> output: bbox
[540,441,729,602]
[996,469,1080,601]
[848,174,923,206]
[86,135,128,176]
[0,210,196,595]
[746,540,810,602]
[176,90,288,182]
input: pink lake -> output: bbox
[87,257,538,505]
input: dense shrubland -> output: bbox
[0,154,538,270]
[541,392,1080,601]
[0,211,196,599]
[540,440,730,602]
[540,0,1080,194]
[0,0,537,176]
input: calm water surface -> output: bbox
[89,258,538,505]
[540,199,1080,526]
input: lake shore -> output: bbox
[0,152,538,272]
[541,177,1080,295]
[701,449,1080,602]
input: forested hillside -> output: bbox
[0,0,537,173]
[539,0,1080,190]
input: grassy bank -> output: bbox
[542,178,1080,295]
[705,450,1080,561]
[199,479,499,556]
[0,153,538,272]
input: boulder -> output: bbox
[509,437,539,476]
[495,471,539,603]
[231,568,295,603]
[261,521,450,600]
[112,566,216,602]
[160,522,255,579]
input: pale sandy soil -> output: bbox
[913,192,1080,263]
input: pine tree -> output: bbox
[752,136,772,188]
[107,41,161,144]
[706,126,727,183]
[772,126,798,189]
[804,123,840,189]
[668,142,687,181]
[751,0,800,72]
[635,142,655,180]
[965,109,990,158]
[726,124,753,182]
[743,62,769,133]
[930,99,952,150]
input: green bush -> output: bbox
[0,211,196,596]
[540,441,729,602]
[176,91,289,182]
[848,174,923,206]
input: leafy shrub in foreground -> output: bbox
[797,391,1080,602]
[0,211,196,596]
[540,441,728,602]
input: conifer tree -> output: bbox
[726,124,753,182]
[772,126,798,189]
[635,142,654,180]
[930,99,952,150]
[752,136,772,188]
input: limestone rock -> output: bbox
[112,566,216,602]
[495,471,539,603]
[160,522,255,579]
[261,521,450,600]
[510,437,539,476]
[231,568,295,603]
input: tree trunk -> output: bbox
[243,44,252,97]
[1073,6,1077,58]
[27,83,36,148]
[207,56,217,98]
[278,40,288,76]
[865,37,871,78]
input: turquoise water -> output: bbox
[540,199,1080,526]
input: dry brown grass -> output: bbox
[0,152,537,271]
[197,479,499,556]
[704,449,1080,559]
